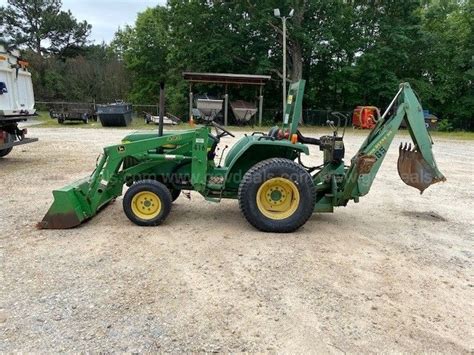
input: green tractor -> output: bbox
[40,81,445,233]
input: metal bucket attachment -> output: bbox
[39,178,94,229]
[397,143,446,194]
[230,100,258,122]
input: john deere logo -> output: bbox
[118,146,125,152]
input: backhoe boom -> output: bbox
[341,83,445,203]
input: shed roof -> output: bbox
[183,72,271,86]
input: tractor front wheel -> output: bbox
[238,158,316,233]
[123,180,172,226]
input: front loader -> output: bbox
[40,81,445,233]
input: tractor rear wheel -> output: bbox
[123,180,172,226]
[170,188,181,202]
[0,147,13,157]
[238,158,316,233]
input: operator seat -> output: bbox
[268,126,280,139]
[267,126,320,146]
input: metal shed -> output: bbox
[183,72,271,126]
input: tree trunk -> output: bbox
[289,41,303,81]
[289,2,305,81]
[36,37,42,56]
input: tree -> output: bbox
[111,7,170,104]
[0,0,91,56]
[417,0,474,130]
[113,0,472,129]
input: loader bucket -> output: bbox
[397,143,446,194]
[39,178,95,229]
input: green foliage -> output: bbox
[2,0,471,130]
[0,0,91,56]
[111,7,170,105]
[110,0,471,129]
[438,119,454,132]
[25,45,130,102]
[416,0,474,130]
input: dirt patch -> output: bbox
[0,126,472,352]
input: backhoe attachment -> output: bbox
[342,83,445,200]
[395,84,446,193]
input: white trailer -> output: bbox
[0,45,38,157]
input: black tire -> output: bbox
[238,158,316,233]
[58,117,64,124]
[170,188,181,202]
[123,180,172,226]
[0,147,13,158]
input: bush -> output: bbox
[438,119,454,132]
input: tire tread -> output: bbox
[238,158,316,233]
[123,179,172,226]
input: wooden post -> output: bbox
[159,82,165,136]
[224,84,229,126]
[258,85,264,126]
[189,83,193,121]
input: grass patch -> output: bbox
[429,131,474,140]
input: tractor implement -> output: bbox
[41,81,445,232]
[341,83,446,200]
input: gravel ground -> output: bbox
[0,126,472,352]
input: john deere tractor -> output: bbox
[40,81,445,233]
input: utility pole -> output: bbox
[274,8,294,119]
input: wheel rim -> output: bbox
[131,191,162,220]
[256,177,300,220]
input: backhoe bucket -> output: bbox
[39,178,95,229]
[397,143,446,194]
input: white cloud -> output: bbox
[1,0,166,43]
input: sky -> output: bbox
[0,0,166,43]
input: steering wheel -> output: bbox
[211,121,235,138]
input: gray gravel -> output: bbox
[0,126,472,352]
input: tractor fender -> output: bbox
[223,135,309,190]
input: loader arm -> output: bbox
[340,83,445,203]
[40,128,210,229]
